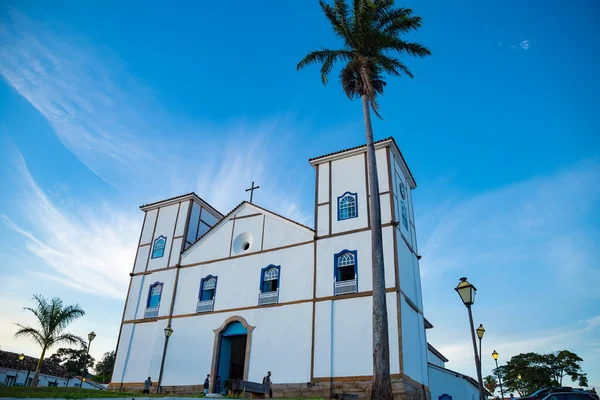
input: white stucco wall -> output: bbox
[401,295,428,385]
[317,162,329,204]
[112,323,134,383]
[124,275,144,321]
[118,319,170,383]
[428,364,480,400]
[315,227,396,298]
[427,348,446,368]
[162,302,313,386]
[133,245,150,273]
[147,204,180,271]
[174,200,190,237]
[140,209,158,245]
[174,243,313,314]
[313,292,400,378]
[133,269,177,320]
[0,368,68,388]
[182,205,314,266]
[317,204,330,236]
[330,153,369,234]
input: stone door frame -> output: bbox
[210,315,255,392]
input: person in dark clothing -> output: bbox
[143,377,152,394]
[262,371,272,398]
[203,374,210,395]
[215,376,222,395]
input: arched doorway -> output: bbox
[211,316,255,393]
[218,322,247,382]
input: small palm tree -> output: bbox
[14,295,85,387]
[484,375,498,397]
[297,1,430,399]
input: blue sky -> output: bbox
[1,0,599,391]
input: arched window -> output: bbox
[197,275,217,312]
[337,192,358,220]
[334,250,358,295]
[151,235,167,259]
[259,265,280,305]
[144,282,163,318]
[401,201,409,230]
[439,394,452,400]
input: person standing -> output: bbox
[216,376,222,395]
[143,377,152,394]
[262,371,272,398]
[509,394,516,400]
[203,374,210,395]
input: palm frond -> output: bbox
[380,36,431,58]
[319,0,349,41]
[14,324,44,347]
[49,333,84,349]
[297,49,353,84]
[377,55,413,78]
[299,0,430,117]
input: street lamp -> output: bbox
[19,354,32,386]
[455,277,485,400]
[80,331,96,388]
[492,350,505,400]
[476,324,485,375]
[14,353,25,386]
[157,326,174,394]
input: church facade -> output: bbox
[110,137,430,399]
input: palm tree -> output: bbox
[484,375,498,398]
[297,1,430,399]
[14,295,85,387]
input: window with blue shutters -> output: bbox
[258,265,280,306]
[151,235,167,258]
[197,275,217,313]
[334,250,358,295]
[144,282,163,318]
[401,201,409,230]
[337,192,358,220]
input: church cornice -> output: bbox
[308,136,417,189]
[139,192,223,217]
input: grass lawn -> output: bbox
[0,386,192,398]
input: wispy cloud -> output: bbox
[420,161,600,385]
[1,151,139,299]
[0,8,313,220]
[520,39,530,50]
[420,160,600,290]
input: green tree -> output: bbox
[297,2,430,399]
[48,347,95,377]
[14,295,85,387]
[547,350,588,387]
[496,353,554,396]
[93,351,116,384]
[484,375,497,397]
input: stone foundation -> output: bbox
[109,374,430,400]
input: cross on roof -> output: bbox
[245,181,260,203]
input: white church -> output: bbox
[109,137,477,399]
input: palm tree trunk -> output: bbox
[362,94,393,400]
[31,346,47,387]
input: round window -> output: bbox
[232,232,253,254]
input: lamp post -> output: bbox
[157,326,174,394]
[80,331,96,388]
[476,324,485,374]
[455,277,485,400]
[14,353,25,386]
[492,350,505,400]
